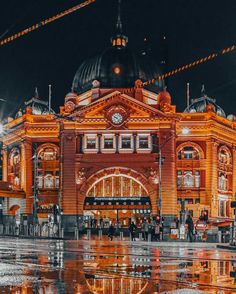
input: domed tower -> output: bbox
[184,85,226,117]
[15,88,53,118]
[71,0,164,95]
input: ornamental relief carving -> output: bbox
[76,168,86,185]
[148,168,159,185]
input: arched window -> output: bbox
[87,175,148,197]
[177,145,201,160]
[36,144,59,189]
[8,148,21,188]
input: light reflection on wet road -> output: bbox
[0,238,235,293]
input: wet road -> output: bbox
[0,238,236,293]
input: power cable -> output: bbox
[0,0,96,47]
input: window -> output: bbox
[219,200,226,217]
[195,198,200,204]
[104,137,114,149]
[195,171,200,188]
[184,171,194,187]
[218,148,231,164]
[177,146,200,160]
[87,137,96,149]
[138,136,149,149]
[121,136,131,149]
[177,171,182,187]
[44,174,54,188]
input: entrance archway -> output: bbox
[81,167,156,227]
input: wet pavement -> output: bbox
[0,237,236,293]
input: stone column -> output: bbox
[206,140,219,218]
[231,146,236,217]
[2,146,7,182]
[22,140,33,214]
[160,129,177,220]
[61,129,77,231]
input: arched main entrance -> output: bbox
[83,168,154,228]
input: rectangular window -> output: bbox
[139,136,149,149]
[195,198,200,204]
[184,170,194,187]
[195,171,200,188]
[219,200,225,217]
[177,171,182,188]
[121,136,131,149]
[184,151,193,159]
[104,137,114,149]
[87,137,96,149]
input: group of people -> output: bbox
[108,219,161,241]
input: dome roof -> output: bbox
[184,90,226,118]
[15,88,54,118]
[72,0,163,94]
[72,45,163,94]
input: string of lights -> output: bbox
[0,0,96,47]
[117,44,236,95]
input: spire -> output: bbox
[34,87,39,99]
[116,0,123,34]
[111,0,128,47]
[201,84,206,96]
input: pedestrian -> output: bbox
[108,223,115,241]
[154,222,160,241]
[143,220,149,241]
[185,214,194,242]
[129,222,137,241]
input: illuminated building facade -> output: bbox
[0,3,236,234]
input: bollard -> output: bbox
[61,228,64,238]
[87,229,91,240]
[139,233,143,241]
[148,233,152,242]
[99,229,103,240]
[120,231,123,241]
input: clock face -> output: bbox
[111,112,123,125]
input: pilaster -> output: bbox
[206,139,219,217]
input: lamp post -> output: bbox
[32,151,39,225]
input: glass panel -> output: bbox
[195,171,200,188]
[121,136,131,149]
[104,137,114,149]
[184,171,193,187]
[139,136,149,148]
[87,138,96,149]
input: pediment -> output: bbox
[70,91,168,120]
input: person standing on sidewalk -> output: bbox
[129,222,137,241]
[108,223,115,241]
[185,214,194,242]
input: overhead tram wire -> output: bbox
[0,0,96,47]
[0,0,235,89]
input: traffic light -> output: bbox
[231,201,236,208]
[156,215,160,223]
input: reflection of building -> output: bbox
[0,1,236,231]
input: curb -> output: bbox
[217,244,236,251]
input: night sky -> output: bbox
[0,0,236,119]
